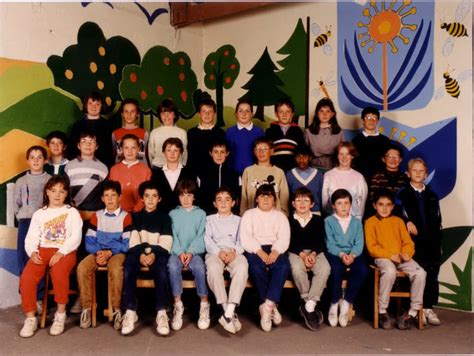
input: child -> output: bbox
[187,99,225,178]
[225,100,264,176]
[77,180,131,330]
[44,131,69,176]
[121,181,173,336]
[288,188,330,331]
[265,98,304,172]
[286,145,324,215]
[324,189,369,328]
[199,138,239,214]
[397,158,442,326]
[240,137,289,216]
[204,187,248,334]
[68,92,114,168]
[19,176,82,337]
[240,184,291,332]
[352,106,391,182]
[112,98,149,165]
[148,98,187,168]
[109,133,152,213]
[304,98,343,171]
[168,179,209,331]
[365,189,426,330]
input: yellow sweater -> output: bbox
[365,215,414,259]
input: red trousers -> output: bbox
[20,247,76,313]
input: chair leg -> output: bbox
[92,272,97,328]
[418,309,424,330]
[373,269,379,329]
[107,270,113,322]
[40,270,50,329]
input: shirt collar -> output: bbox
[334,213,351,223]
[48,158,68,165]
[216,212,233,218]
[122,160,139,168]
[162,163,183,171]
[410,182,425,193]
[197,124,215,130]
[237,122,253,131]
[362,130,379,137]
[293,212,312,225]
[104,207,121,217]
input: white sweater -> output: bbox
[148,126,188,167]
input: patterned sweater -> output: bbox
[14,171,51,219]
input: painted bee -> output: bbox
[442,0,470,56]
[314,30,331,47]
[434,68,472,100]
[441,22,468,37]
[443,71,460,98]
[311,23,332,56]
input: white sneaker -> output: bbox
[338,299,350,327]
[197,303,211,330]
[219,315,236,334]
[232,314,242,333]
[121,310,138,335]
[424,308,441,326]
[156,312,170,336]
[49,312,66,336]
[112,310,123,330]
[328,303,338,327]
[171,303,184,331]
[272,306,282,326]
[70,298,82,314]
[80,308,92,329]
[20,317,37,338]
[36,301,43,315]
[258,303,272,332]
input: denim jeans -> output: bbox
[168,254,208,298]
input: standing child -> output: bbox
[324,189,369,328]
[109,134,152,213]
[121,181,173,336]
[397,158,442,326]
[19,176,82,337]
[168,179,209,331]
[225,100,264,176]
[240,184,291,332]
[288,188,330,331]
[44,131,69,176]
[112,98,149,165]
[365,189,426,330]
[77,181,131,330]
[204,187,248,334]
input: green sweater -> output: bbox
[169,206,206,255]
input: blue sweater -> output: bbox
[225,124,264,175]
[324,214,364,257]
[286,167,323,214]
[169,206,206,256]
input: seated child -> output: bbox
[240,184,291,332]
[77,180,131,330]
[398,158,441,326]
[121,181,173,336]
[288,187,330,331]
[19,176,82,337]
[204,187,248,334]
[286,145,323,215]
[168,179,209,331]
[109,133,152,213]
[325,189,369,328]
[112,98,149,165]
[365,189,426,330]
[44,131,69,176]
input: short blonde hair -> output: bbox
[407,157,427,171]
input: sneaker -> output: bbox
[314,306,324,326]
[49,312,66,336]
[272,306,282,326]
[19,317,37,338]
[232,314,242,333]
[328,303,338,327]
[219,314,236,334]
[80,308,92,329]
[258,303,272,332]
[156,312,170,336]
[397,311,415,330]
[36,301,43,316]
[379,313,393,330]
[338,300,350,328]
[424,309,440,326]
[70,298,82,314]
[121,310,138,335]
[299,305,320,331]
[171,303,184,331]
[112,310,123,330]
[197,303,211,330]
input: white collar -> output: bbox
[362,130,379,137]
[162,163,183,171]
[334,213,351,223]
[410,182,425,193]
[197,124,215,130]
[122,160,139,167]
[237,122,253,131]
[104,207,121,216]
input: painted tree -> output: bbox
[47,22,140,112]
[239,47,288,120]
[277,18,308,118]
[204,45,240,127]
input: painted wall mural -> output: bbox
[81,2,169,25]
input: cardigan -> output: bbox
[289,214,326,255]
[187,126,225,178]
[324,214,364,257]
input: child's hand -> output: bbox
[179,253,187,266]
[267,250,280,265]
[31,252,43,265]
[407,222,418,236]
[49,252,64,267]
[225,250,236,264]
[299,251,307,263]
[400,253,411,262]
[183,253,193,267]
[390,254,401,264]
[256,249,269,264]
[218,250,227,263]
[343,254,355,266]
[141,253,155,266]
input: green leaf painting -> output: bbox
[441,226,472,264]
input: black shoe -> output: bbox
[397,311,415,330]
[378,313,393,329]
[299,305,320,331]
[314,306,324,326]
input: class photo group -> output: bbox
[14,92,442,338]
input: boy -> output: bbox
[288,188,330,331]
[397,158,442,326]
[240,137,289,216]
[44,131,69,176]
[286,145,323,215]
[204,187,248,334]
[121,181,173,336]
[240,184,291,332]
[365,189,426,330]
[199,139,239,214]
[168,179,209,331]
[225,100,264,176]
[77,180,131,329]
[265,98,304,172]
[187,99,225,178]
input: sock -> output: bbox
[200,301,209,309]
[379,308,387,314]
[305,300,316,313]
[264,299,274,311]
[175,301,183,308]
[408,309,418,317]
[221,303,227,313]
[224,303,236,319]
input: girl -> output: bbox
[304,98,343,171]
[19,176,83,337]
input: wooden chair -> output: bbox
[95,266,113,325]
[341,267,355,323]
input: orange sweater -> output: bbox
[364,215,414,260]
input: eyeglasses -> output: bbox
[385,154,400,160]
[237,109,252,114]
[255,147,270,152]
[80,138,96,145]
[364,115,378,121]
[294,198,311,203]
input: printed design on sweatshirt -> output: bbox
[42,213,68,245]
[250,175,280,193]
